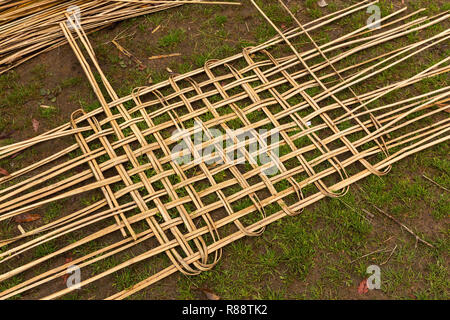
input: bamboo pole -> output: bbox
[0,1,448,300]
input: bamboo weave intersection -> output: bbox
[0,0,449,299]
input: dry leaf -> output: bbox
[0,167,9,176]
[357,278,369,294]
[197,288,220,300]
[10,150,24,159]
[32,118,40,132]
[14,213,41,223]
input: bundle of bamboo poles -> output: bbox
[0,0,448,299]
[0,0,240,74]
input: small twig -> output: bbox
[380,244,397,266]
[112,39,145,69]
[0,130,14,140]
[361,208,375,219]
[353,183,366,193]
[422,174,449,192]
[317,0,328,8]
[371,204,435,249]
[357,185,434,248]
[113,28,135,41]
[337,198,372,223]
[111,0,241,5]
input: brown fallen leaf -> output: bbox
[357,278,369,294]
[0,167,9,176]
[196,288,220,300]
[13,213,41,223]
[32,118,40,132]
[62,257,73,284]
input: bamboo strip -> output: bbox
[0,1,448,300]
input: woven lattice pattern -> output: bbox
[0,1,448,299]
